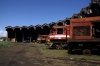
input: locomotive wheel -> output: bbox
[56,45,63,50]
[83,49,91,55]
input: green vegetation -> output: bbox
[41,48,67,57]
[0,41,12,48]
[37,43,100,60]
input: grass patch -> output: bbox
[37,43,68,57]
[0,41,12,48]
[41,49,67,57]
[37,43,100,60]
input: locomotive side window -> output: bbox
[73,26,90,36]
[57,28,63,34]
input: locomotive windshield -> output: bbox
[57,28,63,34]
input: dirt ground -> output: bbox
[0,43,100,66]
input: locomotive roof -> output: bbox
[70,16,100,23]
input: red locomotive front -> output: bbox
[46,25,70,49]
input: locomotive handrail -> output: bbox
[52,26,68,28]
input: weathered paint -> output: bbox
[71,22,92,39]
[70,16,100,39]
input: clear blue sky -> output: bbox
[0,0,90,31]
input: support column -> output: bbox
[15,31,16,43]
[45,30,46,35]
[6,31,8,41]
[22,31,24,42]
[36,30,39,41]
[30,31,31,43]
[38,30,39,36]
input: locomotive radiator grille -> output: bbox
[73,26,90,36]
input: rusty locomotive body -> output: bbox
[67,16,100,54]
[46,16,100,54]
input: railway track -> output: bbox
[46,56,100,64]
